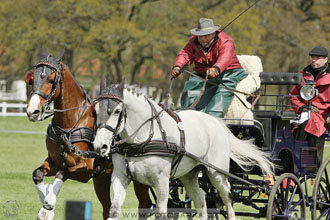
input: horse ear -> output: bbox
[25,71,34,85]
[55,48,65,62]
[118,78,125,94]
[40,47,47,59]
[100,75,106,93]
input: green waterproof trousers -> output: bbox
[180,68,247,118]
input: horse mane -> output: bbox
[60,62,84,90]
[123,84,149,103]
[124,85,143,96]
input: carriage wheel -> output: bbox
[266,173,306,220]
[312,156,330,220]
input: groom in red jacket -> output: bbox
[290,46,330,146]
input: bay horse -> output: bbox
[92,80,274,220]
[25,48,151,220]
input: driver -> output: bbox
[290,46,330,146]
[170,18,247,118]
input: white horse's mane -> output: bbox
[123,84,151,103]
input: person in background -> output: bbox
[290,46,330,148]
[171,18,247,118]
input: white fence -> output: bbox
[0,102,26,116]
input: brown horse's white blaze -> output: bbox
[26,94,43,120]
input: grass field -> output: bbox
[0,117,139,220]
[1,116,330,220]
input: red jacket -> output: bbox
[290,64,330,137]
[173,31,242,73]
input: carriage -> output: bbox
[153,71,330,220]
[26,49,330,220]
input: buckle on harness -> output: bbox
[177,122,184,131]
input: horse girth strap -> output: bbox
[47,123,94,151]
[111,140,185,157]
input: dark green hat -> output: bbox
[309,46,328,57]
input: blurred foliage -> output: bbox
[0,0,329,103]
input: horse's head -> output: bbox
[92,78,126,157]
[26,48,65,121]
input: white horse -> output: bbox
[92,80,274,220]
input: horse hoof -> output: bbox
[37,206,54,220]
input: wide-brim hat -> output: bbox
[190,18,221,36]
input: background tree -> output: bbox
[0,0,328,104]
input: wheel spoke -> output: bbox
[268,173,305,220]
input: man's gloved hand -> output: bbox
[300,106,320,113]
[311,106,320,113]
[206,67,219,78]
[327,115,330,126]
[171,66,181,78]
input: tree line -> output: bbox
[0,0,329,103]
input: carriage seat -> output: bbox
[227,123,265,148]
[224,55,263,124]
[260,72,303,85]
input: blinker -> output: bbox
[89,103,95,117]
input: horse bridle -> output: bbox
[95,93,170,151]
[94,94,127,138]
[31,59,63,117]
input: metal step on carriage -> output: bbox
[154,71,330,220]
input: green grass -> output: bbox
[1,116,330,220]
[0,117,139,220]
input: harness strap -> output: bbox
[148,99,168,145]
[114,107,161,146]
[183,151,262,189]
[170,111,186,178]
[111,140,184,157]
[97,123,116,133]
[47,122,94,148]
[112,104,186,178]
[189,73,209,109]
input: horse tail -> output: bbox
[220,121,275,176]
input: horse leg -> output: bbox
[33,158,59,220]
[205,170,236,220]
[108,171,130,220]
[66,158,94,183]
[43,170,69,209]
[93,172,112,220]
[154,175,170,219]
[179,170,207,220]
[133,181,152,220]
